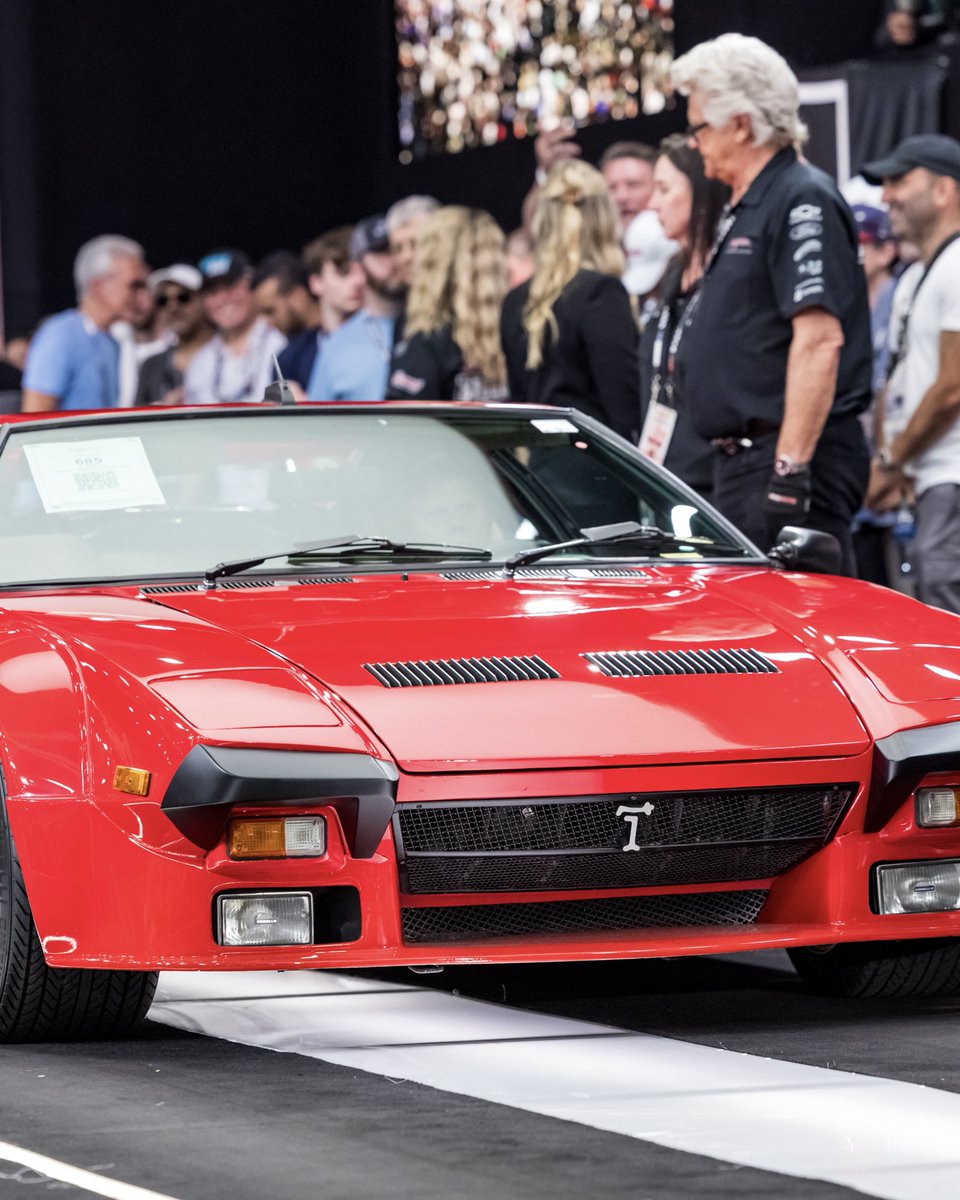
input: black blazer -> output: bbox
[500,269,640,440]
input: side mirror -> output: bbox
[768,525,842,574]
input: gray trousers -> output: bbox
[914,483,960,614]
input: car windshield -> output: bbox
[0,408,758,585]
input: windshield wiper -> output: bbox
[204,535,492,584]
[504,521,743,571]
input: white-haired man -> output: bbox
[22,235,148,411]
[386,194,439,293]
[670,34,873,572]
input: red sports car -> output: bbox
[0,401,958,1041]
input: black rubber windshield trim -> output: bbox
[161,745,398,854]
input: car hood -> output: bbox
[128,571,869,772]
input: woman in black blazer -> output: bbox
[500,159,639,441]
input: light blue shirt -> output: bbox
[23,310,120,410]
[306,311,394,401]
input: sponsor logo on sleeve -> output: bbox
[789,203,823,224]
[793,238,823,261]
[794,279,826,303]
[790,221,824,240]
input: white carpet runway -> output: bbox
[147,970,960,1200]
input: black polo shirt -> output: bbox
[675,147,872,441]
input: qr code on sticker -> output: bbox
[74,470,119,491]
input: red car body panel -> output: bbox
[1,566,960,970]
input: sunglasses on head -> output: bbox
[155,290,194,307]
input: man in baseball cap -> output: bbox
[307,214,405,401]
[861,134,960,186]
[864,132,960,612]
[135,264,212,406]
[184,247,285,405]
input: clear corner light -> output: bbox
[218,892,313,946]
[876,860,960,915]
[917,787,960,828]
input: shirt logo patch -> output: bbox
[794,279,826,303]
[725,236,753,255]
[790,203,823,223]
[790,222,824,240]
[793,238,823,261]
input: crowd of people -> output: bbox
[6,30,960,613]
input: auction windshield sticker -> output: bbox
[23,437,166,512]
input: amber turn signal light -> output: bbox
[228,819,287,859]
[227,816,327,859]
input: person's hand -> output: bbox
[158,385,185,407]
[534,122,580,178]
[764,466,811,538]
[865,461,907,511]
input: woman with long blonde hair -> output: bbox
[386,206,508,401]
[500,159,639,439]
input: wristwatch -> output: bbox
[875,446,901,472]
[773,454,810,477]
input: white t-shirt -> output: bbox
[184,317,286,406]
[884,239,960,495]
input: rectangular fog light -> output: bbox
[876,859,960,915]
[217,892,313,946]
[917,787,960,827]
[284,816,326,856]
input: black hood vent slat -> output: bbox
[440,567,646,581]
[140,575,353,596]
[364,654,559,688]
[583,648,778,677]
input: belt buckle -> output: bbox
[712,436,753,456]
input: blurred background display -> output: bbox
[397,0,676,162]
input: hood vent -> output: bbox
[584,648,779,677]
[364,654,559,688]
[141,575,353,596]
[440,567,645,581]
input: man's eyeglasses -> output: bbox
[685,121,710,140]
[155,290,194,308]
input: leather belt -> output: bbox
[710,419,780,456]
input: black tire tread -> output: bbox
[789,938,960,999]
[0,817,158,1043]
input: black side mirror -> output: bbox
[768,525,842,574]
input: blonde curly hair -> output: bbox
[404,206,507,386]
[524,160,625,369]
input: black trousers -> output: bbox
[711,415,869,576]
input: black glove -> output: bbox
[764,466,811,540]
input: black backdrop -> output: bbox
[0,0,892,332]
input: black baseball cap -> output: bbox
[197,248,252,289]
[862,134,960,184]
[348,215,390,261]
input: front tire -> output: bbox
[789,939,960,998]
[0,797,158,1042]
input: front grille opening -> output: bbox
[395,786,853,894]
[401,889,768,944]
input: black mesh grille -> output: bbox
[395,786,852,894]
[583,648,778,677]
[401,889,768,943]
[364,654,559,688]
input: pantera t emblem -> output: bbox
[617,802,655,851]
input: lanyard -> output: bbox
[649,287,699,407]
[886,230,960,385]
